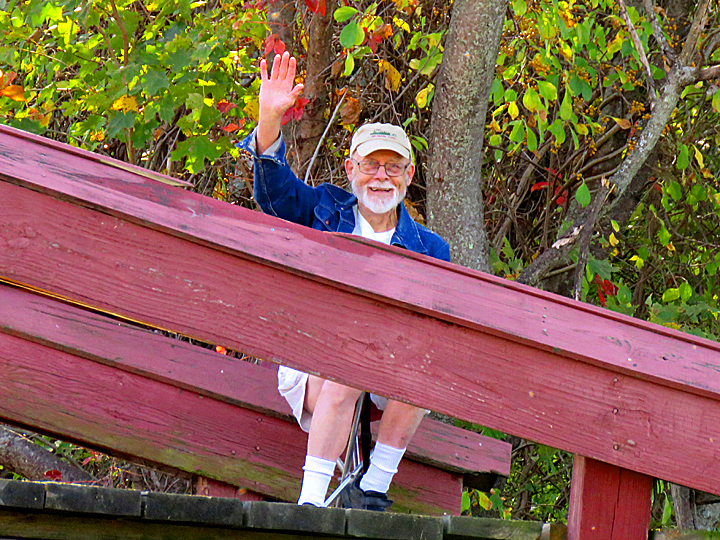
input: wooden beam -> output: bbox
[567,456,652,540]
[0,285,509,479]
[1,124,720,497]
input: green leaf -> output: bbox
[559,90,572,121]
[676,144,689,170]
[662,288,680,302]
[666,180,682,201]
[512,0,527,16]
[679,282,693,302]
[143,69,169,96]
[343,53,355,76]
[509,121,525,143]
[522,87,542,113]
[657,224,671,246]
[334,6,358,22]
[526,127,538,151]
[461,491,471,513]
[713,90,720,113]
[537,80,557,101]
[662,495,673,526]
[549,119,565,144]
[106,111,136,138]
[575,181,591,207]
[340,20,365,49]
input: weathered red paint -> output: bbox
[2,123,720,530]
[567,456,652,540]
[0,285,510,478]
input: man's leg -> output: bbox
[297,376,362,506]
[358,400,425,494]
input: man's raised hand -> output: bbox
[257,51,304,154]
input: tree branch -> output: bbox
[618,0,655,104]
[678,0,711,66]
[642,0,676,67]
[0,426,94,483]
[109,0,130,67]
[304,89,347,185]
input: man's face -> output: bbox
[345,149,415,215]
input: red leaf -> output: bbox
[44,469,62,481]
[273,39,286,55]
[531,181,548,192]
[217,100,237,114]
[281,97,310,125]
[597,288,607,306]
[264,34,277,56]
[304,0,325,15]
[556,193,567,206]
[221,123,240,133]
[601,279,618,296]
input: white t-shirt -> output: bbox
[351,205,395,244]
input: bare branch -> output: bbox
[109,0,130,67]
[617,0,655,104]
[642,0,676,66]
[678,0,711,66]
[304,90,347,185]
[696,64,720,82]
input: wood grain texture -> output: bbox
[1,124,718,403]
[1,182,720,495]
[0,331,461,514]
[0,284,510,476]
[567,456,652,540]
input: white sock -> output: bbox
[297,455,336,506]
[359,442,406,494]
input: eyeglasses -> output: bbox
[352,159,410,177]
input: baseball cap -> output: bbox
[349,123,412,160]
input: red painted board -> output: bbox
[567,456,652,540]
[1,125,719,406]
[0,284,510,476]
[0,331,461,515]
[1,183,720,495]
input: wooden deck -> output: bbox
[2,123,720,538]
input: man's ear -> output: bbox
[405,163,416,187]
[344,157,354,179]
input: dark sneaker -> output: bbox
[339,478,393,511]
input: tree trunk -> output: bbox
[296,0,336,176]
[426,0,508,272]
[0,426,94,483]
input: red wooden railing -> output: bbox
[2,124,720,538]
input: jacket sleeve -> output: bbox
[236,130,321,228]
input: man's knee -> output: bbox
[320,380,363,407]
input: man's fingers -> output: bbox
[259,58,268,82]
[270,52,282,80]
[277,51,291,82]
[290,84,304,100]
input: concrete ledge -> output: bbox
[246,501,346,535]
[143,491,246,527]
[346,508,444,540]
[0,478,45,509]
[444,515,543,539]
[45,482,141,516]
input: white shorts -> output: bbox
[277,366,388,433]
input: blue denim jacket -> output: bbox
[237,132,450,262]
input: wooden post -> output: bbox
[567,455,652,540]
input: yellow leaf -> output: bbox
[243,96,259,121]
[694,146,705,169]
[0,85,27,102]
[393,16,410,33]
[508,101,519,120]
[415,85,432,108]
[476,491,492,510]
[609,233,618,246]
[667,242,675,252]
[613,117,632,130]
[379,60,402,92]
[490,119,501,132]
[630,255,644,269]
[112,95,139,113]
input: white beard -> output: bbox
[351,176,407,215]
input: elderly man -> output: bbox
[237,52,450,510]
